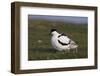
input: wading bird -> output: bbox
[50,29,78,53]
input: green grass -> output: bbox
[28,19,88,60]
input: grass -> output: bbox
[28,19,88,60]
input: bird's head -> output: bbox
[50,29,58,36]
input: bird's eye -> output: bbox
[51,34,53,36]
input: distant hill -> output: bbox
[28,15,88,24]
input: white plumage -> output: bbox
[58,35,70,44]
[50,29,78,53]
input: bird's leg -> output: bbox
[72,48,78,58]
[72,48,77,53]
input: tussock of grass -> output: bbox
[28,20,88,60]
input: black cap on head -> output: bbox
[50,28,57,35]
[51,28,57,32]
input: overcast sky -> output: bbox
[28,15,88,24]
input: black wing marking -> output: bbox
[58,39,71,45]
[58,33,71,45]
